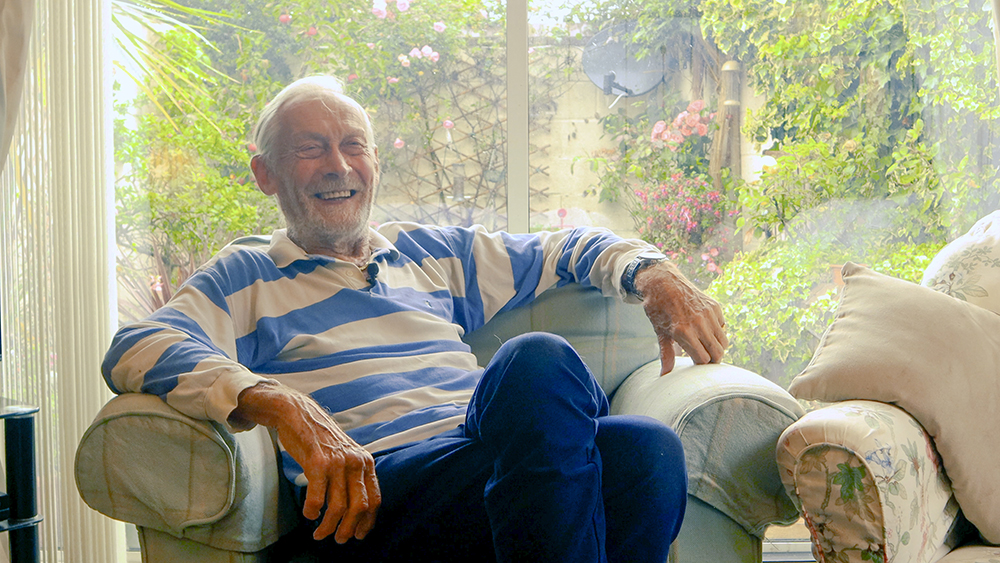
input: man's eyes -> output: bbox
[296,145,325,158]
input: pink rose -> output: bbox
[306,26,317,36]
[443,119,454,129]
[696,123,708,136]
[650,120,667,142]
[396,0,410,11]
[372,6,387,18]
[429,51,440,62]
[409,47,422,58]
[279,13,292,23]
[421,45,433,57]
[679,126,692,137]
[387,76,399,83]
[394,137,405,148]
[687,100,705,113]
[433,21,446,32]
[685,113,700,127]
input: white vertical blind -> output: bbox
[0,0,123,561]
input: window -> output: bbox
[112,0,999,559]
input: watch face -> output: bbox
[637,250,667,261]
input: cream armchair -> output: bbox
[776,211,1000,563]
[77,280,804,563]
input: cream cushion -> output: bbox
[922,209,1000,314]
[787,262,1000,544]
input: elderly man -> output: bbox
[102,75,728,562]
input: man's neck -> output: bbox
[288,229,372,267]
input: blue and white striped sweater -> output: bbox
[102,222,651,486]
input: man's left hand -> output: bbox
[633,261,728,375]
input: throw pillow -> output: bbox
[922,209,1000,314]
[787,262,1000,544]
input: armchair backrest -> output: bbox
[463,284,658,397]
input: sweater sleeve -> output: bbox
[383,223,655,333]
[101,264,273,433]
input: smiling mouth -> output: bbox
[315,190,355,200]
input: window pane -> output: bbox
[528,0,998,385]
[113,0,509,324]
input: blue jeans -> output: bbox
[305,332,687,562]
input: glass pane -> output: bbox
[112,0,508,323]
[528,0,998,384]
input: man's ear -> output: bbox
[250,155,277,196]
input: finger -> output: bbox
[356,466,382,539]
[701,330,726,364]
[658,332,676,375]
[676,325,712,365]
[314,468,348,541]
[334,462,371,544]
[302,472,328,521]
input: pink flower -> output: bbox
[247,142,257,153]
[701,253,710,261]
[433,21,446,32]
[401,59,410,67]
[409,47,422,58]
[306,26,317,36]
[679,126,692,137]
[685,113,701,127]
[696,123,708,136]
[396,0,410,11]
[387,76,399,83]
[429,51,440,62]
[443,119,454,129]
[421,45,433,57]
[367,42,376,49]
[651,120,667,137]
[279,13,292,23]
[347,73,358,82]
[394,137,405,148]
[372,6,387,18]
[707,262,718,273]
[710,247,719,256]
[687,100,705,113]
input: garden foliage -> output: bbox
[115,0,999,384]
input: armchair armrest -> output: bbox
[74,393,298,553]
[611,357,805,537]
[776,400,962,563]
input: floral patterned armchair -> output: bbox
[775,210,1000,563]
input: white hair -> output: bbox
[251,76,374,165]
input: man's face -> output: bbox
[257,93,380,254]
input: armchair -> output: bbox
[776,210,1000,563]
[77,280,804,562]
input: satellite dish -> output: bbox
[582,21,666,97]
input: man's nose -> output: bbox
[323,147,352,179]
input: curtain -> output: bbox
[0,0,124,561]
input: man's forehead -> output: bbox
[280,94,370,136]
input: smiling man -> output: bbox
[102,75,728,562]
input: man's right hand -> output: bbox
[230,381,381,543]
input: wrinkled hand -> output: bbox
[231,382,381,543]
[634,261,728,374]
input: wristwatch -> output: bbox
[622,250,668,299]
